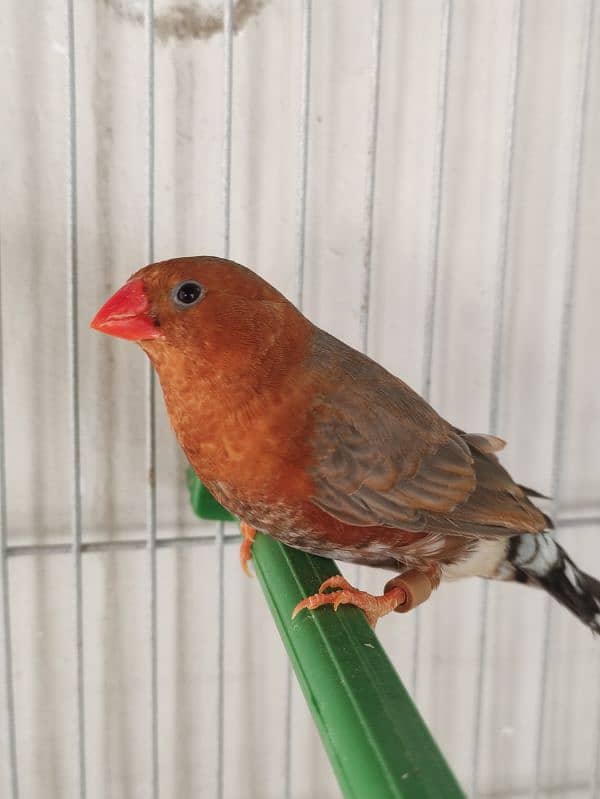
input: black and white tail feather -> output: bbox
[445,532,600,633]
[507,533,600,634]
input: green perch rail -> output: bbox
[188,471,465,799]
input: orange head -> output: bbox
[91,256,309,382]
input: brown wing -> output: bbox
[308,331,548,538]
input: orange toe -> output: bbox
[239,522,257,577]
[292,577,407,628]
[317,575,354,593]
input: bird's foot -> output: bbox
[293,568,438,628]
[292,575,408,628]
[239,522,257,577]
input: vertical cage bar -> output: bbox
[471,2,523,795]
[285,3,313,793]
[413,0,452,698]
[533,3,594,796]
[217,2,234,797]
[145,2,159,796]
[0,249,19,799]
[283,660,293,799]
[215,516,225,799]
[353,0,383,590]
[594,651,600,799]
[359,0,383,358]
[222,0,233,261]
[65,2,87,796]
[295,0,312,311]
[420,0,452,403]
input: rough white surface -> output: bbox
[1,1,599,797]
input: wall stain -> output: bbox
[103,0,268,43]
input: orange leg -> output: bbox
[292,569,438,628]
[239,521,257,577]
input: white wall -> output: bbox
[1,1,599,797]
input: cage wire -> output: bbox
[1,1,600,797]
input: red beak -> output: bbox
[90,278,163,341]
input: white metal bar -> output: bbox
[217,2,234,796]
[558,513,600,528]
[215,518,225,799]
[286,4,313,792]
[421,0,452,403]
[533,3,594,796]
[471,2,523,795]
[145,1,159,796]
[283,655,293,799]
[223,0,233,262]
[1,509,596,561]
[593,648,600,799]
[353,0,383,591]
[0,245,19,798]
[591,30,600,799]
[295,0,312,311]
[65,2,87,796]
[487,780,599,799]
[6,534,243,558]
[487,0,523,439]
[359,0,383,358]
[413,0,452,698]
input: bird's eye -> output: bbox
[172,281,204,308]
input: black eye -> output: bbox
[172,281,204,308]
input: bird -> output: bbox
[91,256,600,631]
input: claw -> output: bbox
[239,522,257,577]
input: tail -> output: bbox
[507,533,600,634]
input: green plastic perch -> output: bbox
[188,472,465,799]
